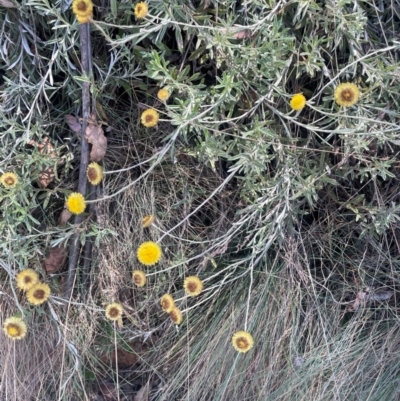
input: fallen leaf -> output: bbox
[42,247,68,274]
[99,382,117,400]
[85,115,107,162]
[65,114,81,133]
[0,0,17,7]
[202,0,211,10]
[233,29,253,39]
[218,26,254,40]
[58,208,72,226]
[294,356,304,367]
[348,291,366,311]
[365,291,393,302]
[38,166,55,188]
[99,341,143,368]
[27,136,62,188]
[133,382,150,401]
[96,101,108,123]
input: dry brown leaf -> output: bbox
[96,101,108,123]
[0,0,17,7]
[218,26,254,39]
[58,208,72,226]
[202,0,211,10]
[365,291,393,302]
[39,166,55,188]
[28,136,62,188]
[348,291,366,311]
[65,114,81,133]
[42,247,68,274]
[133,382,150,401]
[233,29,253,39]
[99,341,143,368]
[99,382,117,400]
[85,115,107,162]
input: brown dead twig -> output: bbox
[65,23,93,300]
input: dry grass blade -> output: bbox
[133,381,150,401]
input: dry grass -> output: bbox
[2,0,400,400]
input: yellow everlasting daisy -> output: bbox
[105,302,123,321]
[290,93,306,111]
[183,276,203,297]
[133,270,146,287]
[66,192,86,215]
[334,82,360,107]
[160,294,175,313]
[0,172,18,188]
[72,0,93,24]
[142,214,155,228]
[137,241,162,266]
[87,162,103,185]
[232,330,254,353]
[26,282,51,305]
[134,2,148,19]
[169,307,182,325]
[157,88,170,102]
[16,269,39,291]
[3,316,27,340]
[141,109,159,128]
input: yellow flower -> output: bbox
[16,269,39,291]
[133,270,146,287]
[134,2,148,19]
[3,316,27,340]
[232,330,254,353]
[72,0,93,24]
[26,282,51,305]
[66,192,86,215]
[160,294,175,313]
[142,214,155,228]
[157,88,170,102]
[141,109,159,128]
[183,276,203,297]
[290,93,306,111]
[334,83,360,107]
[137,241,162,266]
[169,307,182,325]
[87,162,104,185]
[105,302,123,321]
[0,172,18,188]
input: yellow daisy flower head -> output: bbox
[157,88,170,102]
[133,270,146,287]
[26,282,51,305]
[0,172,18,188]
[134,1,148,19]
[183,276,203,297]
[232,330,254,353]
[66,192,86,215]
[169,307,182,325]
[141,109,159,128]
[160,294,175,313]
[3,316,27,340]
[72,0,94,24]
[105,302,123,321]
[334,82,360,107]
[290,93,306,111]
[142,214,155,228]
[16,269,39,291]
[137,241,162,266]
[87,162,104,185]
